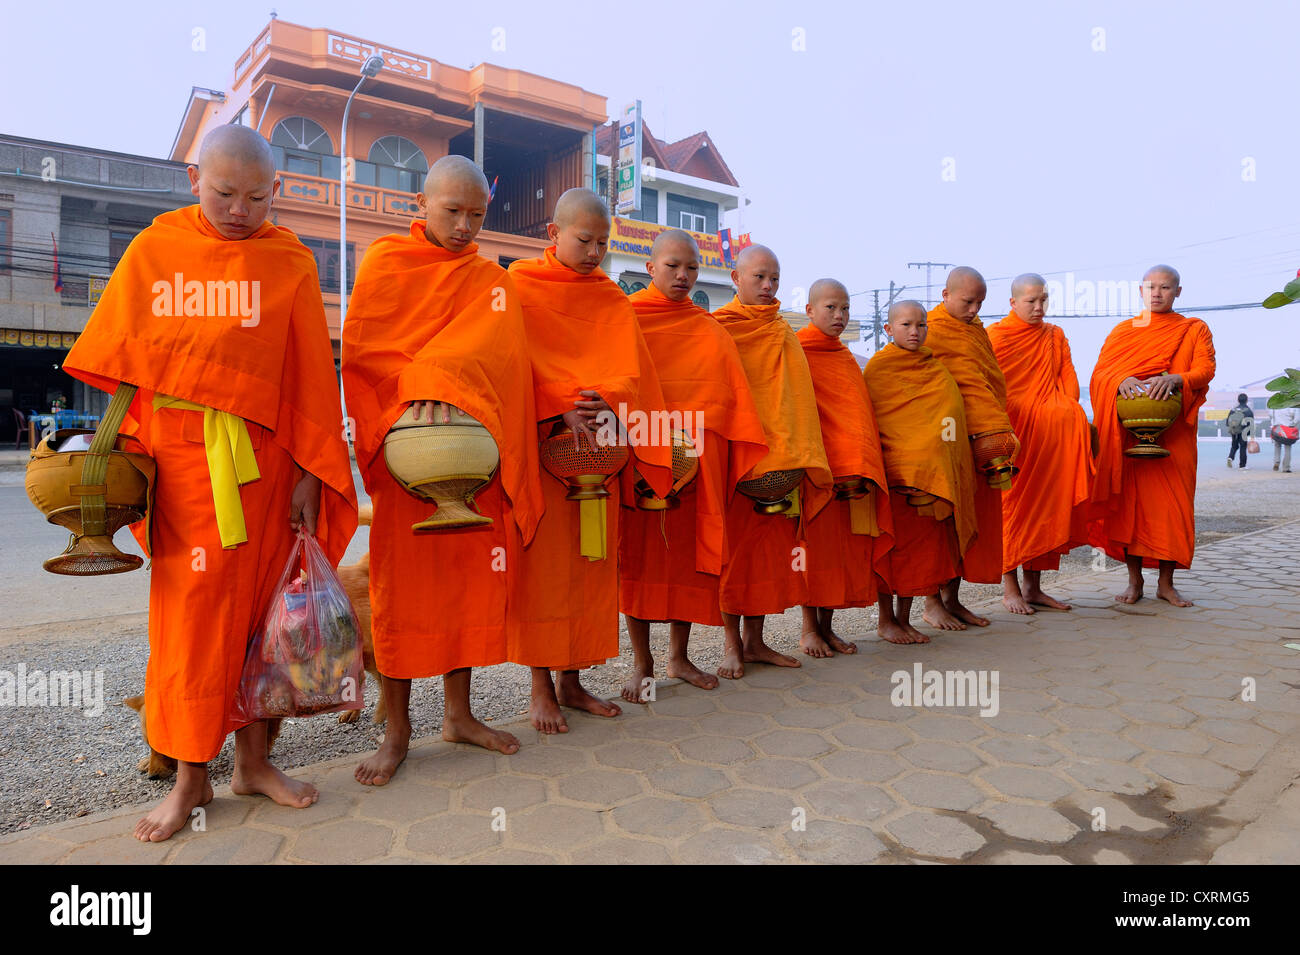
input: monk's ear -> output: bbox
[645,260,656,278]
[730,268,740,287]
[546,222,560,243]
[805,302,814,318]
[186,164,200,197]
[269,175,281,204]
[416,191,428,214]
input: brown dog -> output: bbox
[127,503,384,778]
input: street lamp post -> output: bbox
[339,54,385,326]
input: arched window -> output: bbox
[269,117,336,178]
[366,136,429,194]
[692,291,710,309]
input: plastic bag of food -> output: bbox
[234,530,364,720]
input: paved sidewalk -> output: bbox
[2,522,1298,864]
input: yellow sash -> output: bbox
[152,395,260,548]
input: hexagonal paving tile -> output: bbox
[677,826,782,864]
[718,689,787,714]
[801,779,896,822]
[356,780,452,823]
[556,768,644,808]
[291,820,393,864]
[982,712,1056,737]
[979,766,1074,801]
[500,743,592,777]
[771,705,844,729]
[611,796,709,839]
[830,721,912,751]
[1057,731,1141,762]
[849,696,918,721]
[406,813,501,859]
[978,804,1079,844]
[793,682,862,705]
[753,729,834,759]
[694,711,775,738]
[647,763,731,798]
[414,748,501,785]
[886,811,985,860]
[891,771,985,811]
[461,774,548,812]
[594,739,677,772]
[1052,707,1129,732]
[979,736,1064,767]
[906,712,989,742]
[708,788,799,828]
[735,757,821,790]
[1063,761,1157,795]
[570,836,673,865]
[1142,754,1239,790]
[1125,725,1212,755]
[786,819,887,863]
[1197,718,1277,746]
[741,666,809,689]
[675,734,755,765]
[819,750,906,783]
[509,804,605,849]
[648,692,718,717]
[900,741,986,773]
[1117,701,1196,727]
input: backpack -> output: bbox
[1226,408,1248,435]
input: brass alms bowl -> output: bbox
[737,468,803,514]
[384,405,500,531]
[1116,389,1182,458]
[634,429,699,510]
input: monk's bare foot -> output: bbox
[1156,584,1194,607]
[744,641,802,668]
[556,676,622,718]
[621,661,656,704]
[825,631,857,654]
[666,657,719,690]
[1115,581,1143,604]
[232,761,318,808]
[133,777,212,843]
[923,605,967,631]
[1002,593,1035,615]
[443,713,519,754]
[902,622,931,644]
[800,629,834,658]
[948,601,990,627]
[355,725,410,786]
[1024,588,1071,611]
[530,692,569,735]
[717,648,745,680]
[878,620,921,644]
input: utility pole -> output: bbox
[869,283,908,353]
[908,261,955,309]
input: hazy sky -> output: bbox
[6,0,1298,389]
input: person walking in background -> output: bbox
[1226,393,1254,470]
[1273,404,1299,473]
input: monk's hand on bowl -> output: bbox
[411,400,462,424]
[561,408,593,437]
[1143,374,1181,401]
[289,472,322,535]
[1118,376,1147,398]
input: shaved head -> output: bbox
[197,124,275,180]
[809,277,849,303]
[941,265,986,323]
[944,266,986,292]
[1144,263,1181,286]
[1010,272,1046,297]
[423,154,489,199]
[553,187,611,229]
[735,243,779,272]
[650,228,700,260]
[888,300,926,323]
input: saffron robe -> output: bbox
[618,284,767,625]
[796,324,894,607]
[507,248,671,668]
[1089,311,1215,568]
[863,344,976,596]
[341,222,544,678]
[712,297,833,616]
[63,205,357,762]
[926,303,1014,583]
[987,314,1094,572]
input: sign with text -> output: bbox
[609,217,730,272]
[616,101,642,215]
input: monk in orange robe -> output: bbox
[796,278,894,656]
[1090,265,1215,606]
[508,188,671,733]
[987,273,1094,613]
[618,230,767,702]
[864,301,977,643]
[62,126,358,841]
[713,245,834,677]
[925,266,1017,630]
[342,156,545,783]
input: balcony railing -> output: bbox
[277,170,422,217]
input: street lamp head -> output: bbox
[361,55,384,77]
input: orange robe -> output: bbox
[1089,312,1215,568]
[987,314,1094,573]
[63,205,358,762]
[926,303,1013,584]
[618,285,768,626]
[796,325,894,607]
[863,344,977,597]
[712,297,833,615]
[507,248,671,668]
[341,222,544,679]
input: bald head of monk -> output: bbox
[547,188,611,275]
[806,278,851,338]
[941,266,987,323]
[417,155,490,253]
[887,300,928,351]
[645,229,701,302]
[1141,264,1182,314]
[188,125,279,240]
[731,244,780,306]
[1009,272,1048,325]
